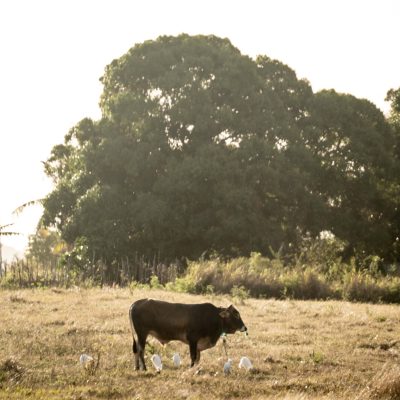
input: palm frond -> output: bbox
[0,224,19,236]
[13,199,44,215]
[0,223,14,231]
[0,231,20,236]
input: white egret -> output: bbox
[79,354,94,370]
[151,354,162,372]
[223,359,233,375]
[238,356,253,371]
[172,353,181,367]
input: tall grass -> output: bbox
[2,247,400,304]
[357,363,400,399]
[166,253,400,303]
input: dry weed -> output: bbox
[357,362,400,399]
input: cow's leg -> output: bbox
[195,350,201,364]
[189,341,198,367]
[132,338,140,370]
[137,334,147,371]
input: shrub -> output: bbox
[382,278,400,303]
[230,285,250,303]
[180,256,335,300]
[149,275,163,289]
[165,276,196,293]
[128,280,150,292]
[0,274,19,289]
[343,272,385,303]
[280,269,335,300]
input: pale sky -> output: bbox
[1,0,399,253]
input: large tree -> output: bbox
[384,87,400,260]
[42,34,398,264]
[305,90,397,259]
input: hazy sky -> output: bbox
[1,0,399,252]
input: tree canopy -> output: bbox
[41,34,400,265]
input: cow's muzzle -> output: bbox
[240,325,247,333]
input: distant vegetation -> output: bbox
[3,234,400,304]
[171,253,400,304]
[3,34,400,301]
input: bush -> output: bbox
[343,272,384,303]
[167,253,400,303]
[0,273,19,289]
[178,255,336,300]
[149,275,163,289]
[165,276,196,293]
[281,269,335,300]
[230,285,250,303]
[128,280,150,292]
[382,278,400,303]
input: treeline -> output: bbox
[4,226,400,304]
[37,34,400,268]
[3,243,400,304]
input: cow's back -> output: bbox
[129,299,221,342]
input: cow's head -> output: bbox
[219,305,247,334]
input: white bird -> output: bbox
[238,356,253,371]
[223,359,233,375]
[151,354,163,372]
[79,354,94,370]
[172,353,181,367]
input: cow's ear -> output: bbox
[219,309,230,319]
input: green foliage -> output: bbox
[342,272,400,303]
[166,251,400,304]
[165,275,196,293]
[40,34,400,269]
[2,247,400,304]
[295,232,346,273]
[128,280,150,292]
[149,274,163,289]
[204,284,215,296]
[59,237,91,276]
[386,87,400,127]
[26,228,62,266]
[174,254,333,300]
[307,90,398,260]
[0,223,19,237]
[230,285,250,303]
[309,350,325,364]
[0,273,19,289]
[280,268,334,300]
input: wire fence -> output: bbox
[0,255,183,288]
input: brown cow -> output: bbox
[129,299,247,370]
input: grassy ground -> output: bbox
[1,288,400,399]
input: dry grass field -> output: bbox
[1,288,400,399]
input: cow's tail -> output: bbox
[129,303,138,354]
